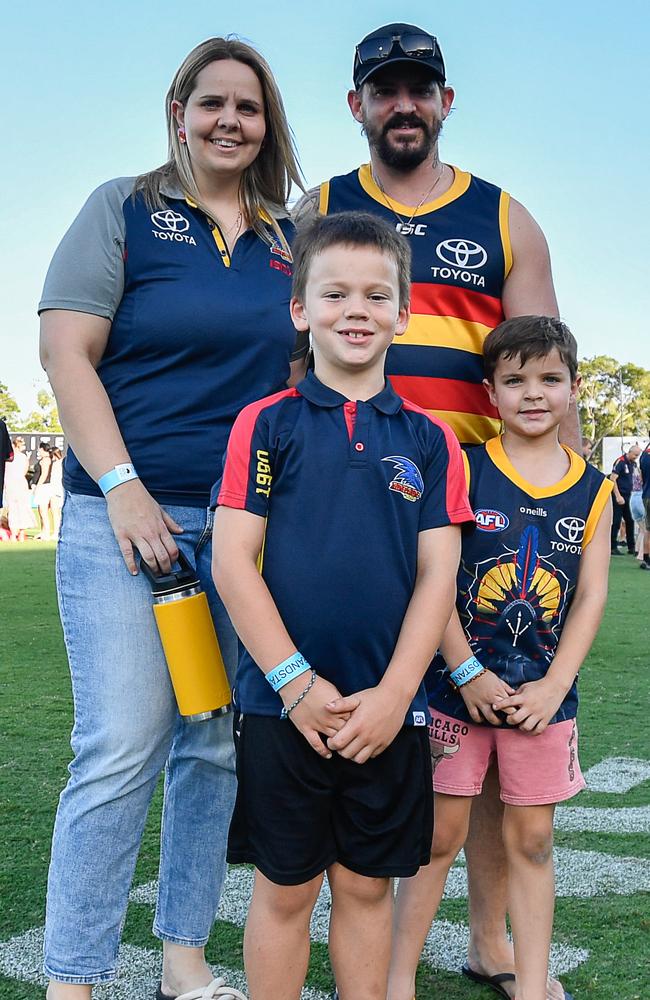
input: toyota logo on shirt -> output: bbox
[555,517,586,543]
[150,210,197,245]
[151,210,190,232]
[436,238,488,269]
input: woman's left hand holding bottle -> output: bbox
[106,477,183,575]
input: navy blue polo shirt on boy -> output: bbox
[216,371,473,722]
[39,177,303,506]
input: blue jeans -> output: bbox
[44,493,237,984]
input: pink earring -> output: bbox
[178,127,186,144]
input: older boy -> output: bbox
[212,213,473,1000]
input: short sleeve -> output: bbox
[419,420,474,530]
[38,177,134,320]
[213,404,274,517]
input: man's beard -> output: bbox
[363,112,442,171]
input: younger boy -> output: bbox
[212,212,473,1000]
[389,316,612,1000]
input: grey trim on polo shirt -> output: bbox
[39,176,136,321]
[39,174,292,324]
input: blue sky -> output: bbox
[2,0,648,413]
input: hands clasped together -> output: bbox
[461,667,569,735]
[279,674,408,764]
[279,665,571,765]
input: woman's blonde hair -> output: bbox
[136,37,304,246]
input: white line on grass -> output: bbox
[555,804,650,833]
[583,757,650,793]
[0,928,329,1000]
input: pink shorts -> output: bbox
[428,709,586,806]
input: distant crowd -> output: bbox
[0,420,64,541]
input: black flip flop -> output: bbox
[462,963,574,1000]
[462,963,516,999]
[155,987,174,1000]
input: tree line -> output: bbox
[0,385,62,434]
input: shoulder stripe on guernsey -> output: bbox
[218,388,300,507]
[498,191,513,279]
[583,477,614,547]
[389,376,498,418]
[319,182,330,215]
[410,283,504,330]
[401,399,474,522]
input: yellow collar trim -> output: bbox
[486,435,585,498]
[358,163,471,216]
[184,194,273,226]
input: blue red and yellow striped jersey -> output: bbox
[321,164,511,445]
[215,372,473,720]
[426,437,613,724]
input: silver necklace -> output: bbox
[372,161,446,228]
[222,210,243,238]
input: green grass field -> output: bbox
[0,543,648,999]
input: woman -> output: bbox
[3,436,35,541]
[33,441,54,539]
[39,38,305,1000]
[49,446,64,539]
[630,463,646,565]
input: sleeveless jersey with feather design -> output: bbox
[426,437,613,725]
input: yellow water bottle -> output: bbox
[141,551,231,721]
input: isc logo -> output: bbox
[475,508,509,532]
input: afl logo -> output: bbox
[151,210,190,233]
[555,517,585,543]
[475,508,509,532]
[436,238,487,269]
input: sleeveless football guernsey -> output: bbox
[322,165,511,444]
[426,437,613,724]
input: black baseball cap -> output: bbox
[353,23,446,90]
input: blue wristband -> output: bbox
[98,463,139,496]
[450,656,484,687]
[266,652,311,692]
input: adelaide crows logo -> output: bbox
[382,456,424,502]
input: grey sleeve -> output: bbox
[38,176,135,320]
[291,186,322,227]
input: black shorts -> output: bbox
[227,714,433,885]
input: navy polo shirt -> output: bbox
[39,177,303,506]
[216,372,473,722]
[612,454,636,497]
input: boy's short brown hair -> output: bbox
[291,211,411,308]
[483,315,578,382]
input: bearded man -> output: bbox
[294,22,579,1000]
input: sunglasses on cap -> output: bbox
[355,31,439,66]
